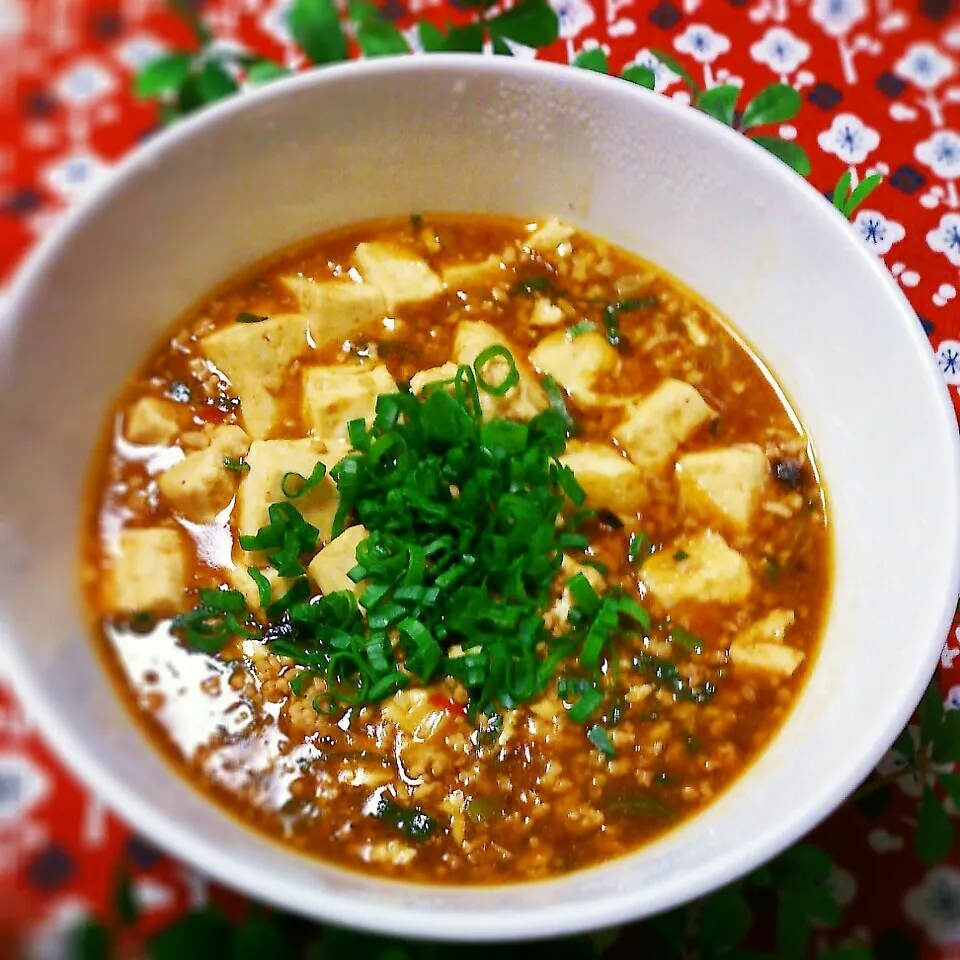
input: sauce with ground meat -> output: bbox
[81,214,830,883]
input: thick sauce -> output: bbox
[82,214,830,883]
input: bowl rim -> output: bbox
[3,53,960,942]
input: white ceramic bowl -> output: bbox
[1,56,958,941]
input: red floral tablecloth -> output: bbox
[2,0,960,956]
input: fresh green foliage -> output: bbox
[573,49,609,73]
[290,0,350,63]
[620,64,656,90]
[697,84,739,126]
[832,171,884,219]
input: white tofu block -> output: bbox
[441,255,506,290]
[105,528,188,615]
[281,276,386,347]
[307,525,367,598]
[381,688,447,740]
[558,441,646,515]
[614,379,716,473]
[529,330,620,405]
[124,397,184,446]
[354,242,443,311]
[528,298,566,328]
[677,444,769,531]
[525,218,575,254]
[237,438,347,546]
[301,364,398,440]
[409,362,459,396]
[200,314,310,439]
[641,530,751,609]
[157,425,250,522]
[452,320,548,421]
[225,563,294,613]
[730,610,803,677]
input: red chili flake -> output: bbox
[429,695,468,718]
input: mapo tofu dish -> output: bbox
[83,215,829,883]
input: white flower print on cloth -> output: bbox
[936,340,960,385]
[852,209,905,256]
[749,27,811,78]
[895,42,956,92]
[674,24,730,63]
[625,48,679,93]
[934,283,958,308]
[817,113,881,165]
[550,0,595,40]
[809,0,879,85]
[905,867,960,945]
[927,214,960,265]
[917,130,960,181]
[54,57,116,105]
[928,213,960,264]
[0,754,49,823]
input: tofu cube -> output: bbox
[525,218,575,254]
[529,330,620,405]
[354,242,443,311]
[730,610,803,676]
[558,441,646,515]
[158,425,250,522]
[529,298,565,328]
[104,528,188,615]
[237,438,347,547]
[301,364,398,440]
[225,563,294,613]
[452,320,548,421]
[200,313,310,438]
[614,379,716,473]
[307,525,367,598]
[441,255,506,291]
[281,276,386,347]
[409,362,459,397]
[641,530,751,609]
[677,444,769,531]
[124,397,184,446]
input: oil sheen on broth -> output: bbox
[82,214,829,884]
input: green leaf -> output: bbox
[491,33,514,55]
[798,883,842,927]
[488,0,559,49]
[917,784,954,865]
[775,898,809,960]
[115,869,138,927]
[647,907,688,955]
[750,135,811,176]
[440,23,485,52]
[820,949,873,960]
[417,21,446,52]
[649,48,700,95]
[775,842,833,881]
[740,82,802,129]
[918,676,944,746]
[892,723,917,760]
[842,172,883,218]
[246,60,290,85]
[831,169,852,211]
[939,771,960,809]
[289,0,349,64]
[573,48,609,73]
[68,919,111,960]
[933,708,960,762]
[134,53,193,98]
[355,17,411,56]
[697,84,739,126]
[149,906,231,960]
[230,915,290,960]
[699,884,753,954]
[196,60,239,103]
[620,64,656,90]
[875,928,920,960]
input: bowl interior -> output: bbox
[1,57,957,940]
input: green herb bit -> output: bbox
[685,735,700,753]
[587,724,616,759]
[627,531,650,567]
[236,312,267,323]
[764,556,782,583]
[477,711,503,746]
[223,456,250,473]
[511,276,555,296]
[541,374,579,436]
[375,795,436,842]
[673,549,689,561]
[473,345,520,396]
[171,588,257,654]
[128,611,157,635]
[281,460,327,499]
[410,213,423,229]
[566,320,597,339]
[671,627,703,655]
[604,790,675,819]
[602,304,622,348]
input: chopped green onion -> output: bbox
[627,531,650,567]
[247,567,272,608]
[223,456,249,473]
[281,461,327,499]
[673,549,689,561]
[587,724,616,759]
[566,320,596,339]
[473,346,520,397]
[671,627,703,654]
[236,312,267,323]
